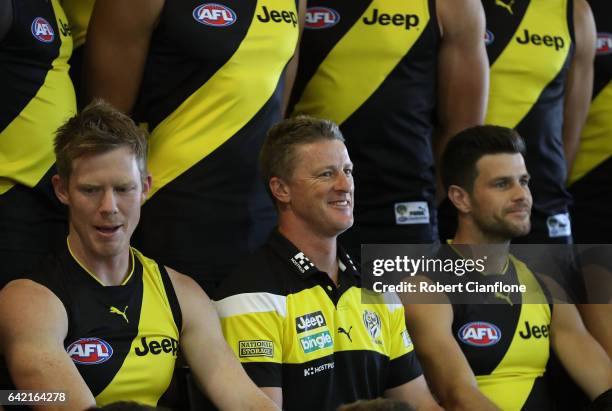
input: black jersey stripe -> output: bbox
[158,264,183,334]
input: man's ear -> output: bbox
[448,184,472,214]
[269,176,290,205]
[51,174,69,205]
[141,174,152,204]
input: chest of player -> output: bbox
[62,275,179,402]
[2,0,71,66]
[283,287,394,364]
[483,0,572,82]
[452,303,551,376]
[300,0,435,63]
[153,0,298,63]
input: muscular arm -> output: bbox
[0,280,96,411]
[563,0,596,174]
[551,304,612,400]
[85,0,164,112]
[385,376,443,411]
[0,0,12,42]
[403,297,499,410]
[577,304,612,358]
[281,0,306,117]
[167,268,279,411]
[434,0,489,202]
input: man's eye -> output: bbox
[320,171,333,178]
[495,181,508,188]
[520,178,530,186]
[344,168,353,176]
[81,187,98,194]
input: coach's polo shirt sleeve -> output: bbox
[387,300,423,389]
[214,292,286,387]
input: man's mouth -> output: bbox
[94,225,122,235]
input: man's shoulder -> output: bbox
[215,245,289,300]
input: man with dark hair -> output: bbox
[402,125,612,410]
[215,116,442,411]
[0,101,279,410]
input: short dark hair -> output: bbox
[260,115,344,194]
[54,99,148,183]
[441,125,526,192]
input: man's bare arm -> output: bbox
[563,0,596,174]
[434,0,489,202]
[385,375,443,411]
[85,0,164,112]
[167,268,279,411]
[577,304,612,358]
[0,280,96,411]
[551,303,612,400]
[281,0,306,117]
[403,289,499,411]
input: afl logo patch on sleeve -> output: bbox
[597,33,612,55]
[193,3,237,27]
[31,17,55,43]
[458,322,501,347]
[67,338,114,364]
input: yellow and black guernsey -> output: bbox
[288,1,440,245]
[61,0,94,103]
[214,230,422,411]
[132,0,299,288]
[568,0,612,243]
[22,243,182,406]
[429,249,553,410]
[0,0,75,284]
[484,0,574,240]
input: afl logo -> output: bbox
[31,17,55,43]
[484,30,494,46]
[193,3,237,27]
[596,33,612,55]
[458,322,501,347]
[305,7,340,29]
[67,338,113,365]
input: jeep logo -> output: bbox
[257,6,298,27]
[518,321,550,339]
[362,9,419,30]
[296,311,327,334]
[134,336,179,357]
[516,29,565,51]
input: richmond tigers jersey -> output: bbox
[60,0,93,48]
[568,1,611,190]
[215,230,421,411]
[0,0,76,195]
[484,0,574,216]
[132,0,299,286]
[24,243,182,406]
[289,0,439,228]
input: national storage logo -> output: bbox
[295,311,327,334]
[239,340,274,358]
[300,330,333,354]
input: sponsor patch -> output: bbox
[31,17,55,43]
[305,7,340,29]
[300,330,333,354]
[304,361,334,377]
[296,311,327,334]
[458,322,501,347]
[67,337,113,365]
[597,33,612,55]
[546,212,571,238]
[192,3,237,27]
[394,201,429,225]
[239,340,274,358]
[401,330,413,348]
[363,310,382,344]
[485,29,495,46]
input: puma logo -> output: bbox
[495,0,514,14]
[338,326,353,342]
[495,292,513,306]
[110,306,129,323]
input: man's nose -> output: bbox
[99,189,119,214]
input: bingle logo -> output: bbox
[67,338,113,365]
[458,322,501,347]
[31,17,55,43]
[296,311,327,334]
[597,33,612,55]
[192,3,237,27]
[305,7,340,29]
[485,30,495,46]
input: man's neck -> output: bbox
[278,222,339,284]
[67,235,131,286]
[453,224,510,274]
